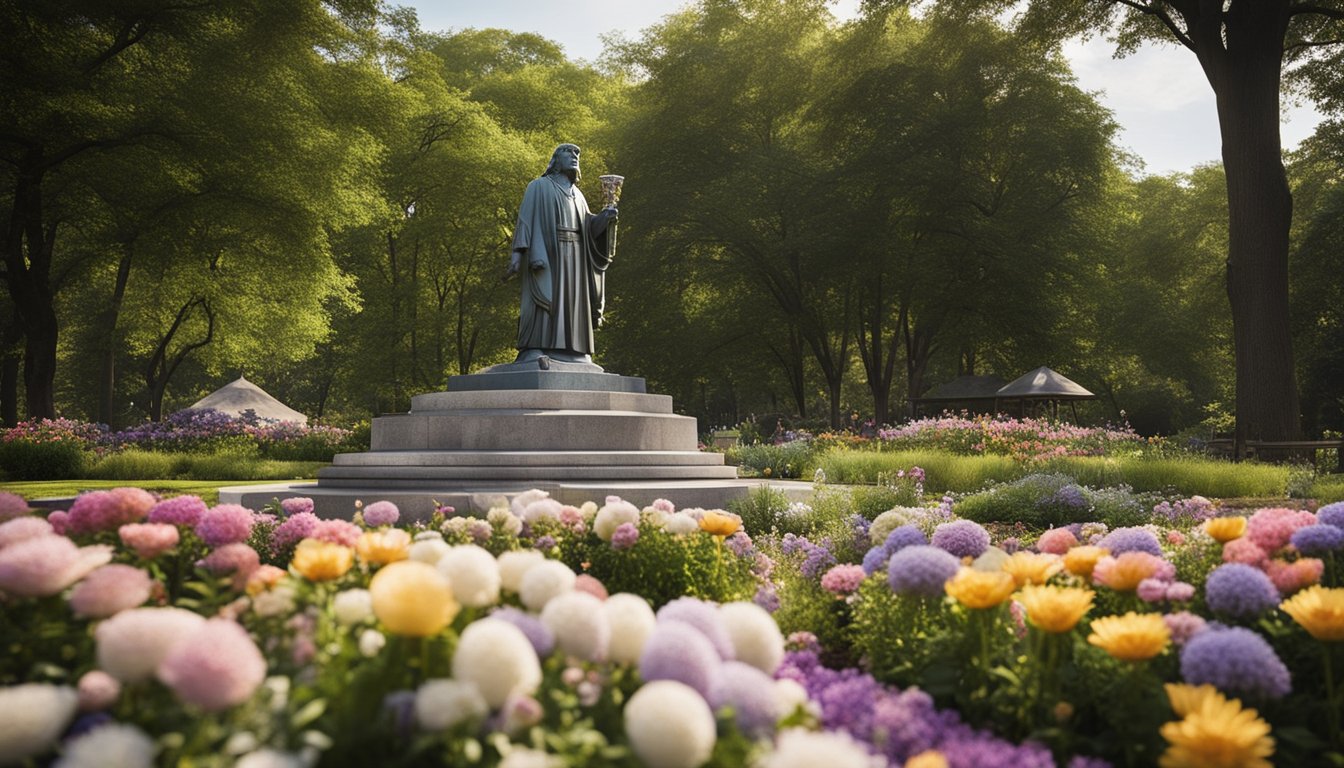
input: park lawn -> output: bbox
[0,479,308,506]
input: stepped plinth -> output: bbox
[219,366,810,519]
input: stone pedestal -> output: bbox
[219,368,810,519]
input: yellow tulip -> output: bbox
[699,510,742,537]
[1204,516,1248,544]
[945,567,1016,609]
[369,560,458,637]
[291,539,354,582]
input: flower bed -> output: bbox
[1,485,1342,767]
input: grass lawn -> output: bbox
[0,479,308,506]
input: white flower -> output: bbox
[414,679,488,731]
[408,539,450,565]
[624,680,716,768]
[663,513,699,536]
[641,507,670,528]
[773,679,810,716]
[499,747,563,768]
[54,723,156,768]
[519,559,576,611]
[497,550,546,593]
[540,591,610,662]
[972,546,1010,572]
[252,586,296,618]
[578,501,598,521]
[593,500,640,541]
[719,602,784,674]
[224,731,260,755]
[437,545,501,608]
[95,607,205,682]
[510,489,551,516]
[234,748,305,768]
[487,507,523,536]
[521,499,563,524]
[358,629,386,658]
[414,530,444,542]
[0,684,78,764]
[333,589,374,626]
[452,619,542,708]
[759,728,875,768]
[604,593,656,665]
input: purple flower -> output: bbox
[534,535,557,551]
[885,524,928,553]
[862,546,892,576]
[490,607,555,657]
[887,545,960,597]
[710,661,780,736]
[1098,527,1163,556]
[362,501,399,527]
[931,520,989,558]
[657,598,735,660]
[1318,502,1344,529]
[279,497,314,517]
[1204,563,1281,618]
[725,531,754,557]
[194,504,255,548]
[753,584,780,613]
[1290,524,1344,555]
[1181,626,1291,700]
[611,522,639,551]
[639,620,720,698]
[147,496,208,527]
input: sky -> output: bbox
[402,0,1325,176]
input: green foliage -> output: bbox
[0,440,87,481]
[84,450,325,481]
[771,575,858,668]
[954,473,1105,528]
[728,485,797,535]
[817,449,1021,492]
[726,441,820,479]
[1313,475,1344,503]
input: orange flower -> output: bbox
[905,751,949,768]
[291,539,354,582]
[245,564,287,596]
[1087,611,1170,661]
[1204,516,1247,544]
[369,560,458,637]
[945,567,1016,609]
[1001,551,1063,587]
[698,510,742,537]
[356,529,411,565]
[1092,552,1165,592]
[1063,545,1109,579]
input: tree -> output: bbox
[928,0,1344,445]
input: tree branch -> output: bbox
[1111,0,1198,50]
[82,19,152,77]
[1289,3,1344,20]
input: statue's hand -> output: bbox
[506,251,521,278]
[593,206,618,236]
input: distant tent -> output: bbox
[995,367,1095,420]
[183,376,308,425]
[911,374,1008,416]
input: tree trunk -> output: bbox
[857,272,899,426]
[4,153,59,420]
[1,304,19,426]
[97,247,135,425]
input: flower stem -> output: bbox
[1325,642,1340,749]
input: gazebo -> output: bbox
[184,376,308,425]
[994,366,1095,421]
[911,374,1008,416]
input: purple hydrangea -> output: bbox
[887,545,960,597]
[657,598,735,660]
[1098,526,1163,556]
[1204,563,1281,618]
[885,524,929,553]
[1181,626,1292,700]
[725,531,754,557]
[862,546,892,576]
[1318,502,1344,529]
[611,522,639,551]
[147,495,208,527]
[490,606,555,657]
[533,535,557,551]
[710,661,780,737]
[801,540,838,580]
[753,584,781,613]
[194,504,255,548]
[931,520,990,558]
[1290,524,1344,555]
[639,620,720,698]
[270,512,319,552]
[362,501,399,527]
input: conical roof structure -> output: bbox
[995,367,1094,399]
[185,376,308,425]
[917,374,1009,402]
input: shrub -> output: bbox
[729,485,797,534]
[816,449,1019,493]
[0,439,86,480]
[725,440,819,479]
[954,473,1104,528]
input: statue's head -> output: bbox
[543,143,581,180]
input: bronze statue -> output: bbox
[506,143,619,366]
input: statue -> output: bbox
[506,143,620,366]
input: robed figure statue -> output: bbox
[506,143,618,365]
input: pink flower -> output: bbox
[820,564,866,596]
[147,496,208,527]
[271,511,319,551]
[199,543,261,591]
[1035,528,1079,555]
[363,501,399,527]
[69,564,154,618]
[0,536,113,597]
[651,498,676,514]
[1137,578,1169,603]
[1166,530,1186,546]
[575,574,609,600]
[95,607,205,682]
[611,522,640,550]
[0,516,54,549]
[1246,507,1316,553]
[1163,611,1208,646]
[1265,558,1324,595]
[313,518,360,547]
[118,523,180,559]
[195,505,255,548]
[1165,581,1196,602]
[157,619,266,712]
[65,488,156,535]
[0,491,30,521]
[1222,537,1269,567]
[77,670,121,711]
[279,497,314,517]
[47,510,69,535]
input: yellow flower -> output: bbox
[356,529,411,565]
[1093,551,1164,592]
[1087,611,1170,661]
[904,750,949,768]
[291,539,354,582]
[1204,516,1248,544]
[1062,545,1109,579]
[945,567,1016,609]
[1018,584,1094,633]
[369,560,459,637]
[1001,551,1063,587]
[245,564,288,596]
[1280,585,1344,641]
[699,510,742,537]
[1159,684,1274,768]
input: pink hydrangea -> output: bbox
[271,512,319,551]
[68,564,154,618]
[195,505,255,548]
[77,670,121,712]
[0,492,30,521]
[1166,530,1187,546]
[1265,558,1324,595]
[118,523,180,559]
[651,498,676,514]
[1222,537,1269,567]
[1137,578,1169,603]
[279,497,314,517]
[1163,611,1208,646]
[575,574,609,600]
[0,516,54,549]
[199,543,261,591]
[1035,528,1079,555]
[1246,507,1316,553]
[313,518,360,547]
[147,496,208,527]
[821,564,867,596]
[362,501,399,527]
[65,488,156,535]
[611,522,640,550]
[0,537,113,597]
[47,510,69,535]
[156,619,267,712]
[1165,581,1196,602]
